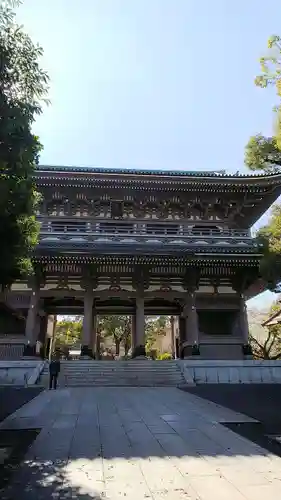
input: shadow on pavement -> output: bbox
[2,386,281,498]
[181,384,281,433]
[0,387,43,423]
[2,457,105,500]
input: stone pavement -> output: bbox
[1,387,281,500]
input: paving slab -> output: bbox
[1,387,281,499]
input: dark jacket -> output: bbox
[49,360,61,375]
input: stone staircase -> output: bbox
[39,360,186,387]
[0,341,25,360]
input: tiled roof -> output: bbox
[36,165,281,179]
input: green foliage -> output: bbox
[255,205,281,290]
[99,315,131,356]
[145,316,169,352]
[245,135,281,172]
[244,36,281,288]
[157,352,172,360]
[55,317,82,347]
[245,35,281,171]
[98,315,170,356]
[0,0,49,287]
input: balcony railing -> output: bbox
[38,220,251,237]
[37,220,257,250]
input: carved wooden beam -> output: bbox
[182,268,200,292]
[132,265,151,291]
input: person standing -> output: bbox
[49,354,61,390]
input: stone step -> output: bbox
[46,366,178,371]
[62,376,181,381]
[40,360,185,387]
[44,370,180,374]
[45,369,180,375]
[43,376,180,382]
[51,362,178,366]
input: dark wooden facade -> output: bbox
[4,166,281,359]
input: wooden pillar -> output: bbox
[185,290,199,345]
[24,284,40,355]
[239,294,249,343]
[180,289,200,358]
[81,288,94,357]
[135,297,145,347]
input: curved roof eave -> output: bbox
[35,164,281,183]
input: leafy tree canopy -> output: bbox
[245,36,281,291]
[99,315,170,356]
[255,205,281,291]
[0,0,49,287]
[145,316,169,352]
[55,317,82,347]
[245,35,281,172]
[99,315,131,356]
[51,314,171,358]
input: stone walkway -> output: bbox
[1,387,281,499]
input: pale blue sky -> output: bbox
[17,0,281,309]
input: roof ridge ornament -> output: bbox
[35,165,281,179]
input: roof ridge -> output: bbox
[36,165,281,179]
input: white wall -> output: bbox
[178,359,281,384]
[0,360,44,386]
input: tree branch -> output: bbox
[249,335,264,350]
[264,330,274,350]
[267,334,278,353]
[265,157,281,166]
[270,351,281,360]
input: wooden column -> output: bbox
[136,297,145,346]
[231,273,251,356]
[81,287,94,357]
[24,284,40,355]
[239,294,249,343]
[180,289,200,358]
[185,290,199,345]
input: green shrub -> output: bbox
[157,352,172,360]
[147,348,158,360]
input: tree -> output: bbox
[244,36,281,290]
[145,316,169,353]
[245,35,281,172]
[55,317,82,347]
[99,315,131,356]
[249,303,281,359]
[254,206,281,291]
[98,315,170,357]
[0,0,49,288]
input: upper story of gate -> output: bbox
[34,165,281,255]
